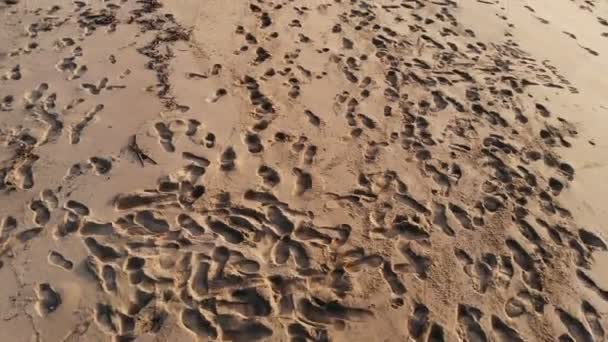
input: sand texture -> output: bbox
[1,0,608,341]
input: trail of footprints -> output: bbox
[1,0,607,341]
[16,136,604,340]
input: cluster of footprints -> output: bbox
[1,0,607,341]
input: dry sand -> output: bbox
[1,0,607,341]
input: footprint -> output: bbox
[220,146,237,171]
[48,250,74,270]
[428,323,446,342]
[243,190,280,204]
[432,203,454,236]
[555,308,593,342]
[55,212,81,238]
[218,316,273,341]
[408,303,430,339]
[16,227,43,242]
[94,303,117,334]
[211,246,230,280]
[89,157,112,175]
[101,265,117,293]
[344,254,383,272]
[35,283,62,317]
[114,192,177,211]
[507,239,543,291]
[234,259,261,275]
[293,222,332,244]
[400,245,432,279]
[205,87,227,102]
[571,240,592,268]
[559,334,576,342]
[581,46,599,56]
[266,206,294,236]
[292,136,307,153]
[12,155,37,189]
[449,203,473,229]
[219,288,272,317]
[257,165,280,187]
[504,297,526,318]
[244,132,264,153]
[158,178,180,193]
[271,237,290,265]
[124,256,145,271]
[424,164,450,194]
[177,214,206,236]
[71,65,88,80]
[304,110,321,126]
[56,57,77,72]
[358,114,377,129]
[180,308,217,338]
[227,215,259,235]
[41,189,58,209]
[457,304,488,342]
[491,315,523,342]
[293,168,312,195]
[2,64,21,80]
[1,216,18,235]
[185,119,201,136]
[154,122,175,152]
[516,219,543,248]
[303,145,317,165]
[296,297,373,325]
[210,64,222,75]
[35,107,64,144]
[391,220,430,240]
[24,83,48,108]
[206,217,245,244]
[473,260,493,294]
[382,261,406,296]
[30,200,50,225]
[116,312,135,337]
[326,267,353,297]
[204,133,216,148]
[80,221,115,236]
[505,239,534,272]
[454,248,474,273]
[127,289,154,315]
[70,104,104,144]
[482,196,502,213]
[394,193,430,215]
[582,300,605,339]
[289,239,310,269]
[84,237,121,262]
[1,95,14,111]
[134,210,169,233]
[287,323,321,341]
[182,152,210,167]
[578,229,607,250]
[81,77,108,95]
[65,200,90,216]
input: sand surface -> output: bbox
[1,0,608,341]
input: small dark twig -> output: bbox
[128,135,157,167]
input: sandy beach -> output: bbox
[1,0,607,341]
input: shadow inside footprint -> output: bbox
[217,314,273,341]
[35,283,62,317]
[181,308,217,338]
[297,297,373,326]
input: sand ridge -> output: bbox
[0,0,607,341]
